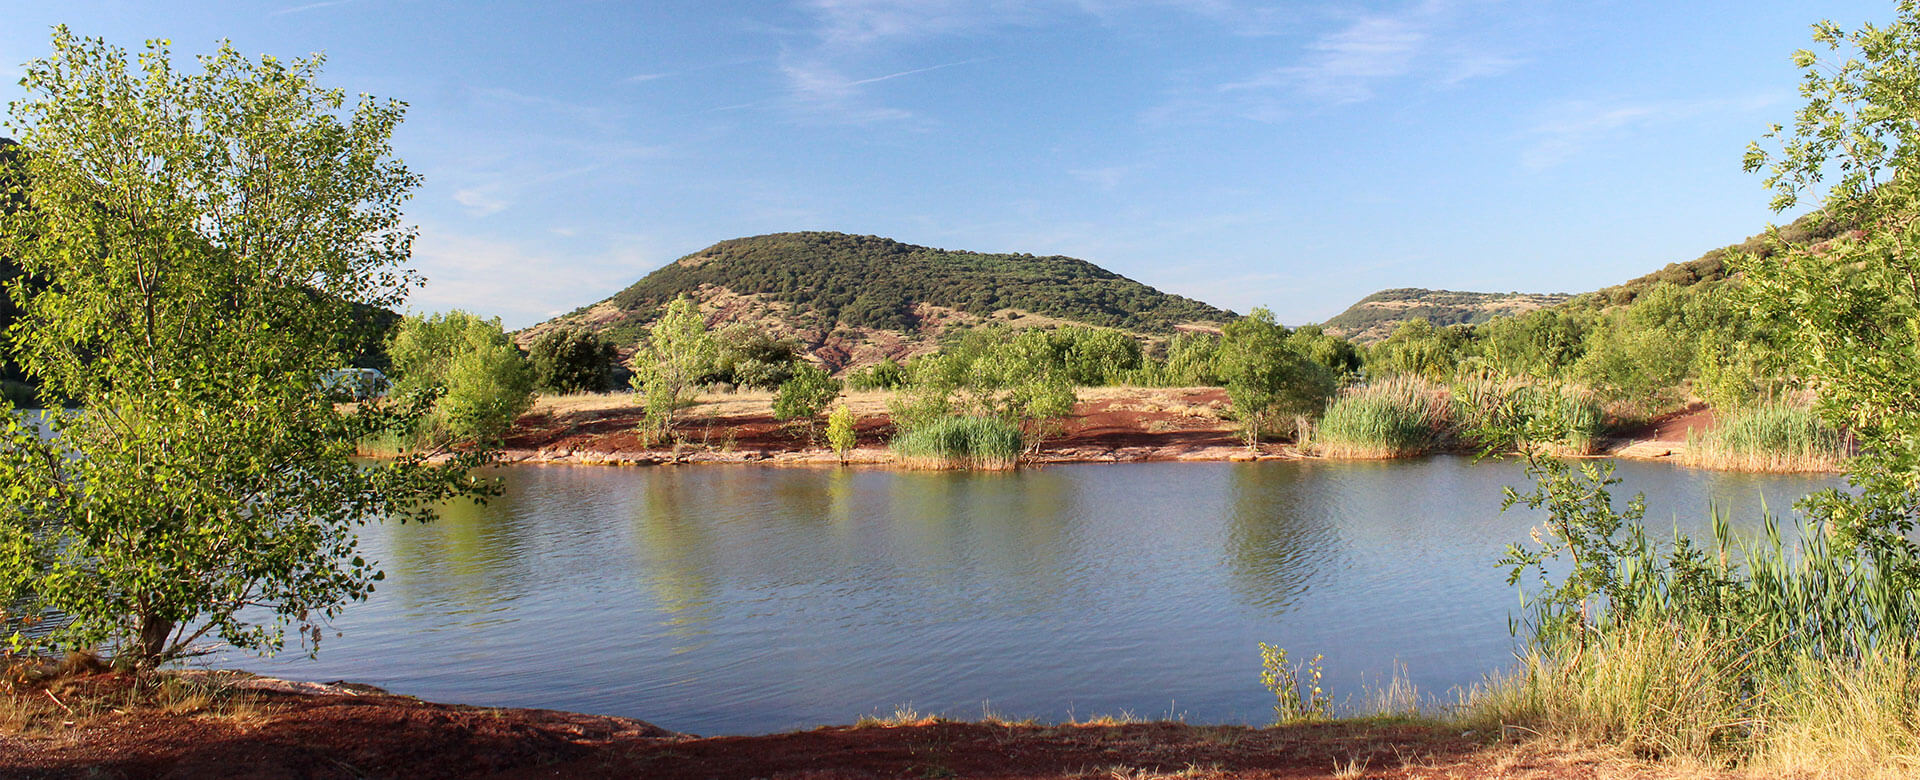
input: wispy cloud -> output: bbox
[1069,165,1133,190]
[772,56,982,125]
[272,0,353,16]
[1152,0,1526,124]
[452,187,509,217]
[407,226,669,328]
[442,151,661,217]
[1520,95,1778,171]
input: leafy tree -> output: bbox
[1742,2,1920,568]
[0,30,487,666]
[527,327,619,394]
[631,295,715,443]
[1365,319,1471,381]
[388,311,536,446]
[1162,331,1223,386]
[846,357,907,390]
[1474,308,1589,380]
[826,403,858,463]
[773,362,841,439]
[706,323,800,390]
[1217,308,1337,445]
[1287,325,1362,378]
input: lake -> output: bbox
[222,458,1837,736]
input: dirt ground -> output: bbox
[498,387,1270,466]
[0,672,1732,780]
[496,388,1745,469]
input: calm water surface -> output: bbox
[224,459,1836,735]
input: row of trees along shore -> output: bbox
[6,7,1920,774]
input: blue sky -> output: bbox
[0,1,1891,329]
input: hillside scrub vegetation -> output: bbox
[565,231,1233,345]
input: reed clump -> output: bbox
[1310,376,1452,458]
[890,415,1022,470]
[1477,448,1920,777]
[1683,402,1849,472]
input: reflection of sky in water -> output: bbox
[215,459,1839,736]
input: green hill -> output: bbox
[1322,212,1846,343]
[1322,288,1572,343]
[527,231,1233,370]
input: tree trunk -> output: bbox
[135,614,174,668]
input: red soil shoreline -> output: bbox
[0,672,1715,779]
[490,389,1764,470]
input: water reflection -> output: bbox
[229,458,1841,736]
[630,472,721,646]
[1224,462,1341,613]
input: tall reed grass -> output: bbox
[890,415,1022,470]
[1473,502,1920,776]
[1310,376,1452,458]
[1683,402,1849,472]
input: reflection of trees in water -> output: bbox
[629,471,720,644]
[1223,463,1344,614]
[380,480,535,614]
[878,470,1078,615]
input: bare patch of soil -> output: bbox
[0,674,1726,779]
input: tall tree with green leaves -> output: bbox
[527,326,619,394]
[1217,308,1337,446]
[1742,2,1920,569]
[0,30,487,666]
[631,294,715,443]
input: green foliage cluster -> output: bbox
[1357,278,1793,418]
[527,327,621,394]
[888,326,1081,456]
[0,31,488,666]
[388,311,536,447]
[1684,402,1849,472]
[1307,376,1603,458]
[845,357,907,390]
[630,295,716,443]
[825,403,858,462]
[772,362,842,437]
[1258,644,1331,724]
[600,231,1232,334]
[1311,377,1452,458]
[704,323,802,390]
[1216,308,1338,445]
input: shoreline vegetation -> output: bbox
[464,386,1847,473]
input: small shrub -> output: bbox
[826,404,857,463]
[1258,644,1331,723]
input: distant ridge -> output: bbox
[526,231,1233,371]
[1321,288,1572,343]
